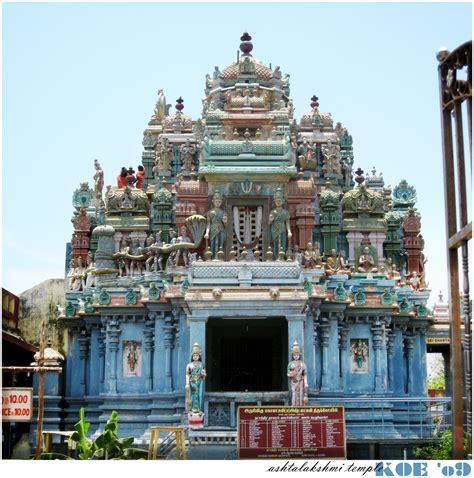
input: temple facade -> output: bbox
[42,33,434,457]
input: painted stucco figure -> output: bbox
[205,191,227,259]
[186,343,206,415]
[269,188,292,258]
[287,341,308,406]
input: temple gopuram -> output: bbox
[43,33,435,458]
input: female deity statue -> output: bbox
[93,159,104,200]
[269,189,292,258]
[185,343,206,415]
[287,341,308,406]
[204,191,227,259]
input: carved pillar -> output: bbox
[188,314,207,371]
[338,317,349,391]
[386,329,395,392]
[371,318,385,393]
[319,189,340,256]
[98,324,106,385]
[162,313,175,392]
[144,315,156,392]
[106,316,121,394]
[78,329,90,396]
[312,308,320,391]
[286,314,306,356]
[404,332,415,395]
[317,317,330,392]
[173,311,183,391]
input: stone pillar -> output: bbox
[386,329,395,392]
[188,315,207,365]
[338,318,349,391]
[286,314,306,355]
[312,308,320,391]
[404,332,415,395]
[371,319,385,393]
[106,316,121,394]
[98,323,106,386]
[144,316,155,392]
[78,329,90,396]
[162,313,175,392]
[317,317,330,392]
[173,311,183,391]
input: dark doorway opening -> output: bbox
[206,317,288,392]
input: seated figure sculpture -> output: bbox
[358,246,378,273]
[338,250,351,274]
[325,249,340,274]
[303,242,322,268]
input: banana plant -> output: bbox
[40,408,147,460]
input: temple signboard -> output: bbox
[237,405,346,459]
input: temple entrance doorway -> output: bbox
[206,317,288,392]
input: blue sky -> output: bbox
[2,2,472,305]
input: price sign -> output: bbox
[238,405,346,459]
[2,388,33,422]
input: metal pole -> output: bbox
[34,320,46,459]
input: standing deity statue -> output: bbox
[85,251,97,288]
[205,192,227,259]
[154,137,173,175]
[130,239,144,276]
[269,189,292,258]
[180,139,197,172]
[117,237,132,276]
[186,343,206,415]
[174,226,191,267]
[93,159,104,200]
[67,256,77,291]
[322,139,342,175]
[287,341,308,406]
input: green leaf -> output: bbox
[40,452,74,460]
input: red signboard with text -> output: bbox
[238,405,346,459]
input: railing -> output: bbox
[206,394,455,441]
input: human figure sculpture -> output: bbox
[166,229,178,268]
[136,165,145,189]
[93,159,104,200]
[85,251,97,288]
[204,192,227,260]
[73,257,86,291]
[303,242,322,269]
[117,238,131,276]
[154,89,167,120]
[186,343,206,415]
[130,239,144,276]
[175,226,191,267]
[338,250,351,274]
[287,341,308,406]
[146,233,163,272]
[180,139,196,172]
[67,257,77,291]
[117,167,128,188]
[358,247,378,273]
[269,189,292,258]
[409,271,421,291]
[325,249,340,275]
[351,339,369,369]
[155,137,172,174]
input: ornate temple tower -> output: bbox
[47,32,435,456]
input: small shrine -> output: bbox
[40,33,433,456]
